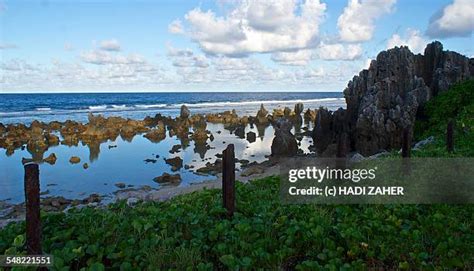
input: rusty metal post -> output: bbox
[401,127,411,158]
[447,120,454,153]
[222,144,235,218]
[24,163,42,255]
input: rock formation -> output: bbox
[180,105,190,119]
[314,41,474,156]
[294,103,304,115]
[256,104,268,124]
[304,109,317,122]
[271,119,298,156]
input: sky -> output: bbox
[0,0,473,93]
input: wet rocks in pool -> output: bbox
[43,153,57,165]
[69,156,81,164]
[169,144,181,154]
[246,131,256,143]
[144,158,157,164]
[115,182,126,189]
[153,173,182,185]
[164,156,183,171]
[234,125,245,138]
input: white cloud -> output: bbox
[271,50,313,66]
[295,67,325,79]
[426,0,474,38]
[0,59,38,71]
[80,50,146,65]
[387,29,428,54]
[172,55,209,68]
[0,43,18,49]
[1,58,174,91]
[315,43,363,60]
[166,45,194,57]
[99,39,121,51]
[167,45,209,68]
[337,0,396,42]
[177,0,326,56]
[168,19,184,34]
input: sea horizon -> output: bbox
[0,90,343,94]
[0,92,346,125]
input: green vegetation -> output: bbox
[1,177,473,270]
[414,79,474,157]
[1,80,473,270]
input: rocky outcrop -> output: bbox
[153,173,181,185]
[165,156,183,171]
[246,131,256,143]
[304,109,317,122]
[143,121,166,143]
[294,103,304,115]
[256,104,269,124]
[271,119,298,156]
[314,41,474,156]
[234,126,245,138]
[180,105,190,119]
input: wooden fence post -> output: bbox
[447,120,454,153]
[401,127,411,158]
[24,163,42,255]
[222,144,235,218]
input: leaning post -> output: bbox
[24,163,42,255]
[446,120,454,153]
[222,144,235,218]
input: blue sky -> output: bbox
[0,0,473,92]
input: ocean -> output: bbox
[0,92,345,124]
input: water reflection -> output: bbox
[0,121,314,203]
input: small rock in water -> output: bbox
[246,131,256,143]
[169,144,181,154]
[44,153,57,165]
[115,182,126,189]
[69,156,81,164]
[108,144,117,149]
[144,158,157,163]
[83,163,89,169]
[165,156,183,171]
[153,173,182,185]
[234,126,245,138]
